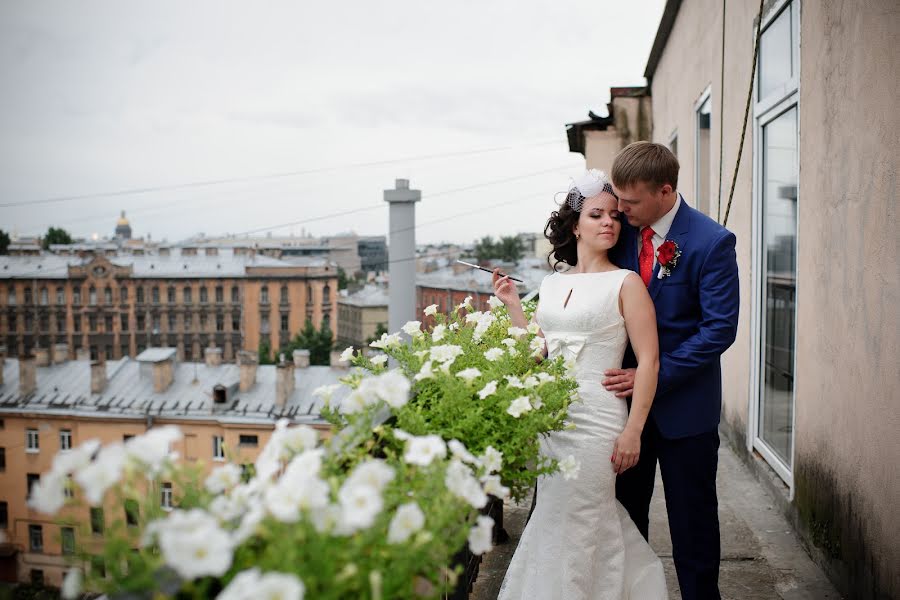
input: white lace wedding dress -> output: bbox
[498,270,668,600]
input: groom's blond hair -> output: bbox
[611,141,679,191]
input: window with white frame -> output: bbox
[161,482,173,510]
[26,428,39,453]
[752,0,800,486]
[213,435,225,461]
[59,429,72,451]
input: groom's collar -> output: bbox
[640,193,682,239]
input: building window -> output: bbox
[121,344,129,358]
[89,315,97,332]
[28,524,43,552]
[60,429,72,451]
[90,346,98,361]
[0,501,7,528]
[323,314,330,330]
[124,499,139,526]
[56,315,66,332]
[24,287,32,304]
[26,428,39,453]
[7,287,16,305]
[104,287,113,305]
[238,435,258,447]
[152,315,161,333]
[92,556,106,578]
[152,287,160,304]
[27,473,40,499]
[136,314,145,331]
[30,569,44,586]
[168,314,176,331]
[39,314,49,332]
[90,507,104,534]
[61,526,75,555]
[215,286,224,303]
[213,435,225,460]
[260,314,270,334]
[105,343,112,359]
[25,313,34,331]
[161,482,173,510]
[200,287,208,304]
[232,314,240,332]
[183,286,192,305]
[695,91,712,215]
[752,0,800,486]
[39,287,48,305]
[260,286,269,304]
[89,287,97,305]
[216,313,224,332]
[280,314,289,332]
[56,286,65,305]
[121,314,129,331]
[120,286,128,302]
[136,287,145,304]
[104,315,113,332]
[280,285,288,303]
[64,475,75,498]
[73,315,81,333]
[323,285,331,304]
[73,286,81,305]
[0,447,5,471]
[200,313,208,331]
[231,286,240,303]
[167,287,176,304]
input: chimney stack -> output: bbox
[384,178,421,335]
[292,349,310,369]
[205,346,223,367]
[330,350,350,369]
[152,357,174,393]
[19,354,36,396]
[34,347,50,367]
[76,347,90,362]
[90,361,107,394]
[275,360,295,408]
[53,343,69,364]
[237,351,258,392]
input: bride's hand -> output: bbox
[611,427,641,474]
[492,268,520,306]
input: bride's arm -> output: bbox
[612,273,660,474]
[492,269,547,358]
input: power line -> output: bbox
[0,139,564,209]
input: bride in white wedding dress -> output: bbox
[493,170,668,600]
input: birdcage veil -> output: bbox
[563,169,617,212]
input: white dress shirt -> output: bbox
[639,195,681,268]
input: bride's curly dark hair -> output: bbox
[544,201,580,271]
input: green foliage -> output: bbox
[41,226,74,249]
[282,318,334,365]
[472,235,524,263]
[337,267,349,290]
[0,229,10,255]
[258,338,274,365]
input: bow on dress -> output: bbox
[545,334,588,363]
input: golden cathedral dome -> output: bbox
[117,210,130,226]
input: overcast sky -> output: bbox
[0,0,664,245]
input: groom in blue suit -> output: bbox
[605,142,740,600]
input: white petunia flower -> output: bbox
[61,569,82,600]
[523,375,539,389]
[370,354,388,367]
[155,509,234,580]
[465,311,483,324]
[484,347,504,362]
[370,332,402,349]
[536,372,555,383]
[231,505,265,545]
[312,383,342,406]
[527,322,541,335]
[340,389,367,414]
[52,439,101,476]
[506,396,532,418]
[507,347,519,357]
[218,568,305,600]
[532,396,544,409]
[456,368,481,383]
[505,376,525,389]
[447,439,479,465]
[125,426,183,474]
[74,443,127,506]
[279,424,319,458]
[431,324,446,342]
[403,434,447,466]
[529,337,545,354]
[487,295,504,309]
[477,381,498,400]
[339,346,355,363]
[449,322,460,330]
[559,455,581,480]
[28,472,67,515]
[372,369,411,408]
[457,295,474,311]
[424,304,439,316]
[445,459,488,508]
[338,483,384,530]
[480,446,503,474]
[344,459,395,492]
[414,360,435,381]
[507,326,527,338]
[480,474,511,500]
[402,320,423,337]
[468,515,495,555]
[500,338,517,348]
[264,476,329,522]
[205,464,243,494]
[429,344,464,365]
[387,502,426,544]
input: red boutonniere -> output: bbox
[656,240,681,279]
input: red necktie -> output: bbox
[639,227,655,287]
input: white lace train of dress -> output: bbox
[498,270,668,600]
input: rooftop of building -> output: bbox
[338,284,389,307]
[0,353,352,425]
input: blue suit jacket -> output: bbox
[614,197,740,439]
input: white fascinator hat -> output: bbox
[564,169,617,212]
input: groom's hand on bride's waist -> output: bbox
[602,368,635,398]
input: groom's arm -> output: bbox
[656,231,739,396]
